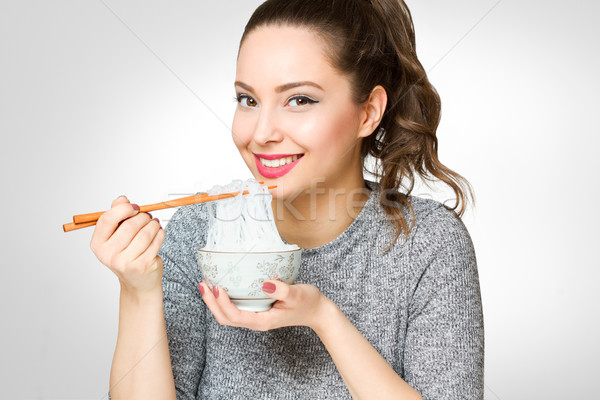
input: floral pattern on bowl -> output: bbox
[197,248,302,311]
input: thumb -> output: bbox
[261,280,291,301]
[111,195,130,208]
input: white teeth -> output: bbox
[259,155,302,168]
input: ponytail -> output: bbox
[242,0,473,247]
[362,0,473,246]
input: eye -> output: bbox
[287,96,318,107]
[236,94,258,108]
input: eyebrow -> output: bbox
[234,80,324,93]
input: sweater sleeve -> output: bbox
[158,204,208,399]
[403,205,484,400]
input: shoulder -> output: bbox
[404,196,477,287]
[369,187,475,267]
[364,181,472,254]
[408,196,472,250]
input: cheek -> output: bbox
[231,110,253,150]
[298,106,360,152]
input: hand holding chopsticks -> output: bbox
[63,185,277,232]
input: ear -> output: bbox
[357,85,387,139]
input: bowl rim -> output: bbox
[198,247,301,254]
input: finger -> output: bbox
[106,212,152,253]
[92,202,140,244]
[122,218,162,261]
[134,223,165,268]
[214,288,276,331]
[199,282,231,326]
[213,288,249,324]
[262,280,292,301]
[111,195,129,208]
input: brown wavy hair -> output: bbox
[241,0,473,246]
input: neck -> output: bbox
[272,176,371,249]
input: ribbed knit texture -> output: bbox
[157,180,484,399]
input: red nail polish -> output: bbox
[262,282,276,294]
[131,204,140,211]
[153,217,160,223]
[198,283,205,296]
[212,285,219,298]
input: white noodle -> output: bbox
[203,179,299,252]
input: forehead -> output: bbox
[236,25,342,88]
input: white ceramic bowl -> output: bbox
[198,248,302,312]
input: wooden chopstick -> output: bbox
[72,192,209,224]
[62,221,98,232]
[63,185,277,233]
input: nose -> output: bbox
[252,107,284,145]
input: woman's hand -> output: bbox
[90,195,165,295]
[198,280,332,331]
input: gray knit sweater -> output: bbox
[158,180,484,399]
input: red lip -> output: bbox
[254,153,304,160]
[253,154,303,179]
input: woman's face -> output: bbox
[232,25,368,200]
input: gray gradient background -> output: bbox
[1,1,598,399]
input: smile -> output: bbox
[259,154,301,168]
[253,153,304,179]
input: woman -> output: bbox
[91,0,484,398]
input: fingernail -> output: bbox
[198,283,205,296]
[131,204,139,211]
[212,285,219,298]
[153,217,160,224]
[262,282,276,294]
[119,195,128,200]
[147,213,153,219]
